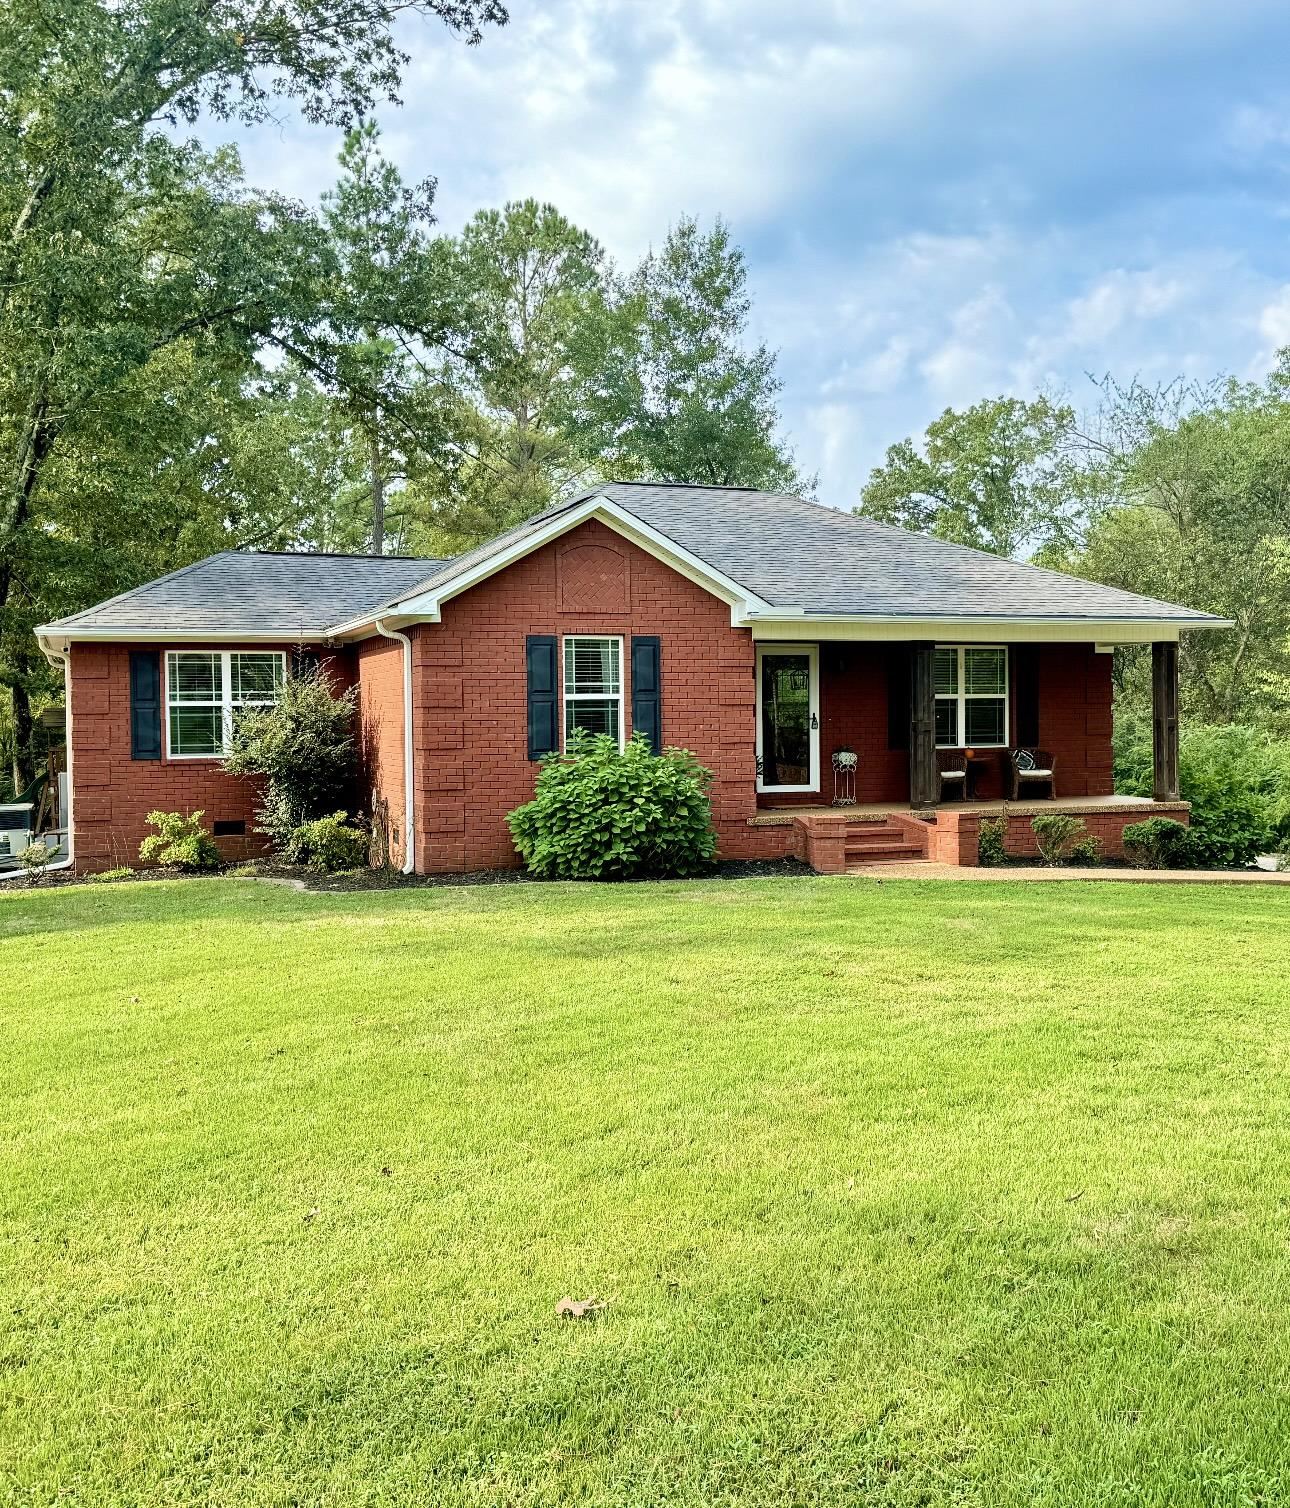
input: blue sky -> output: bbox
[223,0,1290,508]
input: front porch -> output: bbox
[747,794,1191,873]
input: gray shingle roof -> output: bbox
[45,551,449,636]
[576,484,1220,621]
[43,485,1222,637]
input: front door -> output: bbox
[756,645,819,793]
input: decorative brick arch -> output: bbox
[557,540,629,613]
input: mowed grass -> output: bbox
[2,877,1290,1508]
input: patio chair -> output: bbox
[936,748,968,801]
[1009,748,1056,800]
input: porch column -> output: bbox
[1151,641,1180,800]
[909,642,939,806]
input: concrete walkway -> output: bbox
[847,862,1290,884]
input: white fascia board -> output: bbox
[744,616,1231,644]
[347,495,776,629]
[35,627,328,647]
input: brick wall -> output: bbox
[356,635,407,869]
[68,642,351,872]
[926,803,1191,865]
[380,519,761,873]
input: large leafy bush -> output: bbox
[139,811,221,871]
[1030,813,1087,865]
[507,731,717,879]
[1115,718,1290,867]
[223,662,359,854]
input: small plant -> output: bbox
[286,812,369,872]
[508,731,717,880]
[1067,835,1103,866]
[139,811,221,872]
[1030,813,1086,866]
[977,817,1007,867]
[19,841,51,885]
[84,866,136,884]
[1122,817,1193,870]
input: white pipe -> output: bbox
[373,619,416,875]
[1,640,76,881]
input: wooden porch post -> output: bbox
[909,642,939,806]
[1152,640,1179,800]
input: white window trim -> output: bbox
[561,635,625,751]
[935,645,1009,750]
[164,650,286,761]
[755,643,820,793]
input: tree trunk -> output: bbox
[370,421,385,557]
[10,680,35,795]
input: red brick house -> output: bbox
[31,484,1225,875]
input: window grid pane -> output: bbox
[964,648,1007,697]
[231,653,284,703]
[933,648,958,696]
[965,698,1006,746]
[168,652,221,704]
[566,700,619,740]
[169,706,222,756]
[565,637,620,696]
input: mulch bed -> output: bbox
[8,856,815,893]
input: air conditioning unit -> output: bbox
[0,803,35,861]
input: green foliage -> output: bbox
[1067,835,1103,866]
[1115,719,1290,867]
[577,217,807,496]
[1122,818,1194,870]
[223,664,358,852]
[977,817,1007,867]
[1030,813,1087,865]
[138,812,221,872]
[83,866,137,884]
[857,395,1083,558]
[285,812,369,872]
[18,841,51,884]
[507,731,717,879]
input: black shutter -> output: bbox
[291,646,320,679]
[130,650,162,761]
[1014,646,1039,748]
[526,635,559,760]
[631,636,662,754]
[886,646,910,750]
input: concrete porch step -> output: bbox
[844,841,928,862]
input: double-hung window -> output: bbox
[165,651,285,758]
[934,646,1008,748]
[563,636,623,747]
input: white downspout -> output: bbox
[0,638,76,880]
[373,619,416,875]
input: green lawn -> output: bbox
[3,876,1289,1508]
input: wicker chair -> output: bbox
[1009,748,1056,800]
[936,748,968,802]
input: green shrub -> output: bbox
[1122,817,1194,870]
[223,663,359,854]
[286,812,369,872]
[1067,835,1102,866]
[138,811,221,872]
[83,866,137,885]
[977,817,1007,867]
[1031,813,1086,865]
[508,731,717,880]
[1115,718,1290,867]
[19,841,51,885]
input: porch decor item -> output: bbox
[831,748,858,806]
[1010,748,1056,799]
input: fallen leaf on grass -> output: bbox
[555,1295,607,1320]
[303,1207,320,1224]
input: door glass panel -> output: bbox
[760,654,811,787]
[935,700,958,747]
